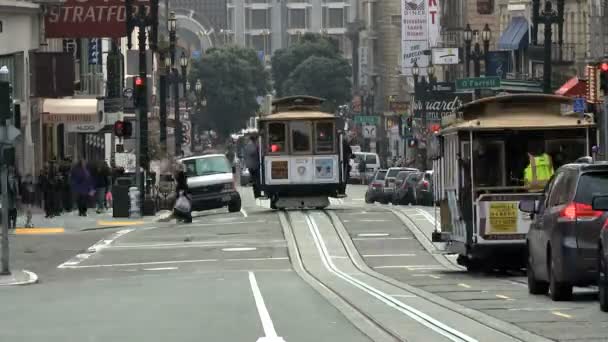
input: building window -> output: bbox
[323,7,346,28]
[267,122,286,153]
[227,7,234,31]
[246,8,270,30]
[288,8,309,29]
[477,0,494,15]
[248,34,272,54]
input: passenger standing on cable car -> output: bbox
[245,135,261,198]
[341,135,352,195]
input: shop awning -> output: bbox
[497,17,529,50]
[555,76,587,97]
[41,98,103,124]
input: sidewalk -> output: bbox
[12,208,160,234]
[0,269,38,286]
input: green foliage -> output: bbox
[271,33,351,109]
[189,46,270,137]
[282,56,352,112]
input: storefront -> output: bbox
[40,98,104,164]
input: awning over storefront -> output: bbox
[498,17,529,50]
[41,98,103,124]
[555,76,586,97]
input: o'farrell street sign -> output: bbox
[456,77,501,91]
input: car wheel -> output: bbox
[527,248,549,295]
[365,194,373,204]
[599,246,608,312]
[270,198,278,210]
[549,254,573,301]
[228,196,241,213]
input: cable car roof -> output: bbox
[259,111,336,121]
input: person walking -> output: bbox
[7,166,19,229]
[71,159,94,217]
[358,158,367,185]
[173,167,192,223]
[40,164,54,218]
[94,161,110,214]
[21,174,35,228]
[244,135,261,198]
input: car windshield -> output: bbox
[396,171,410,181]
[183,156,231,177]
[376,171,387,180]
[387,169,403,178]
[575,172,608,205]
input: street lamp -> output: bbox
[531,0,565,93]
[180,51,188,97]
[186,81,191,93]
[195,79,202,93]
[411,60,435,170]
[168,11,181,156]
[463,24,473,77]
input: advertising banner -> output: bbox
[413,92,473,122]
[45,0,151,38]
[401,0,441,76]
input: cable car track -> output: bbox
[279,209,522,342]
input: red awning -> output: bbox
[555,76,587,97]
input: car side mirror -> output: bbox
[519,200,537,214]
[592,195,608,211]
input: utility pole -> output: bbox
[168,12,181,157]
[531,0,564,94]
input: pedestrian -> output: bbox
[71,159,94,217]
[358,158,367,185]
[52,164,63,216]
[60,157,73,212]
[21,173,35,228]
[7,166,19,229]
[94,161,110,214]
[244,135,261,198]
[40,164,54,218]
[173,166,192,223]
[341,135,352,195]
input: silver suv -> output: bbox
[179,154,242,212]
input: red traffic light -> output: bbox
[600,63,608,72]
[114,120,125,137]
[134,76,144,86]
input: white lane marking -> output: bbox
[352,237,412,241]
[412,274,442,279]
[415,208,438,226]
[143,267,178,271]
[352,198,365,201]
[356,233,390,237]
[240,208,248,218]
[59,258,218,269]
[222,247,258,252]
[360,219,389,222]
[389,294,417,298]
[363,253,416,257]
[374,265,444,270]
[305,214,476,342]
[226,257,289,261]
[506,280,527,287]
[57,229,134,268]
[248,271,286,342]
[110,239,286,249]
[189,220,266,227]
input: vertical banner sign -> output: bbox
[427,0,441,47]
[88,38,101,65]
[44,0,151,38]
[402,0,429,76]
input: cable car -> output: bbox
[258,96,347,209]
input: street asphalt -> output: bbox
[1,184,606,341]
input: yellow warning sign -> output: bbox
[488,202,518,233]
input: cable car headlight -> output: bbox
[223,182,235,191]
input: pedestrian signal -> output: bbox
[114,120,132,138]
[407,138,418,148]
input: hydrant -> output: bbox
[129,187,141,218]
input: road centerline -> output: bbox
[248,271,286,342]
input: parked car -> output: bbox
[591,194,608,312]
[393,171,422,205]
[415,170,434,206]
[521,161,608,301]
[179,154,242,213]
[365,169,388,203]
[381,167,418,203]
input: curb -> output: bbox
[327,210,554,342]
[0,270,39,286]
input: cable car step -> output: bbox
[334,194,348,198]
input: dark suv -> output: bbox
[521,162,608,301]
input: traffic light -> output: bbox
[407,137,418,148]
[0,81,13,124]
[600,61,608,95]
[114,120,133,138]
[133,76,145,108]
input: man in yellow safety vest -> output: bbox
[524,148,554,191]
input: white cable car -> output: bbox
[258,96,347,209]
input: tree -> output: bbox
[271,33,344,97]
[282,56,352,112]
[189,46,270,137]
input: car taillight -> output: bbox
[372,183,382,188]
[559,202,603,221]
[422,180,429,189]
[603,218,608,230]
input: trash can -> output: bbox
[112,176,133,218]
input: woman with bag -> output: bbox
[173,168,192,223]
[71,159,95,217]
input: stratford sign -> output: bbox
[45,0,151,38]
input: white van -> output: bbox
[350,152,380,182]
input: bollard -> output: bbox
[129,186,141,218]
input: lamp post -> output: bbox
[168,12,181,156]
[464,23,491,78]
[194,79,204,147]
[531,0,565,94]
[159,52,168,153]
[412,61,435,170]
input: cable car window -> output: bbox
[291,121,312,153]
[267,122,286,153]
[315,121,335,153]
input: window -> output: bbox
[249,35,271,54]
[182,156,231,177]
[227,8,234,31]
[288,8,308,29]
[547,172,566,207]
[291,121,312,153]
[365,155,377,164]
[247,9,270,29]
[575,172,608,205]
[477,0,494,15]
[323,7,346,28]
[315,121,334,153]
[267,122,286,153]
[375,170,387,180]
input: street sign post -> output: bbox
[0,118,19,276]
[455,76,501,91]
[362,125,376,138]
[354,115,379,125]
